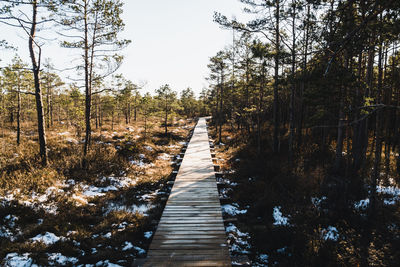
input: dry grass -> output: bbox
[0,116,196,265]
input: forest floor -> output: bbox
[0,118,196,266]
[208,122,400,266]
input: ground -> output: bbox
[0,118,195,266]
[209,121,400,266]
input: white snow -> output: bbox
[95,260,123,267]
[253,254,269,267]
[311,196,327,207]
[4,214,18,228]
[30,232,60,245]
[130,158,154,168]
[72,177,138,206]
[322,226,339,241]
[225,223,251,254]
[354,198,370,210]
[0,227,14,240]
[377,185,400,204]
[221,203,247,216]
[81,185,106,197]
[144,231,153,239]
[134,246,146,255]
[273,206,290,226]
[47,253,78,265]
[104,203,153,216]
[122,241,134,251]
[3,253,36,267]
[72,194,89,205]
[66,137,79,144]
[144,145,153,151]
[157,153,171,160]
[103,232,112,238]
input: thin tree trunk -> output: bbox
[16,78,21,145]
[83,1,95,157]
[371,37,384,214]
[29,1,47,166]
[273,0,280,153]
[288,0,296,167]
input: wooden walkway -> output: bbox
[140,118,231,266]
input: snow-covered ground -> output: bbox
[225,223,251,255]
[322,226,339,241]
[273,206,290,226]
[0,145,180,266]
[222,203,248,216]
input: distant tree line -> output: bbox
[0,0,206,166]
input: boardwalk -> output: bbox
[141,118,231,266]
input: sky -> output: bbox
[0,0,251,96]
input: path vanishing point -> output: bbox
[136,117,231,266]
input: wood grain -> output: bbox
[138,118,231,267]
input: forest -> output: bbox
[1,0,400,266]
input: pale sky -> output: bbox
[1,0,251,96]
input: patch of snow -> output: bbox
[225,223,251,254]
[219,188,232,199]
[104,202,153,216]
[4,214,18,228]
[144,145,153,151]
[253,254,269,267]
[72,194,89,206]
[30,232,60,245]
[354,198,369,210]
[311,196,327,208]
[134,246,146,255]
[47,253,78,265]
[273,206,290,226]
[81,186,106,197]
[130,158,154,168]
[3,253,36,267]
[168,144,179,148]
[122,241,134,251]
[67,179,76,185]
[222,203,247,216]
[0,227,14,240]
[66,137,79,144]
[377,185,400,196]
[377,185,400,205]
[144,231,153,239]
[277,247,287,253]
[322,226,339,241]
[95,260,123,267]
[103,232,112,238]
[157,153,171,160]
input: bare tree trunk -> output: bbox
[83,1,94,157]
[288,0,296,167]
[371,38,384,214]
[165,96,168,136]
[218,71,224,144]
[273,0,280,153]
[17,79,21,145]
[29,1,47,166]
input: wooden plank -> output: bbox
[143,118,231,266]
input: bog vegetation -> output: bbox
[1,0,400,266]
